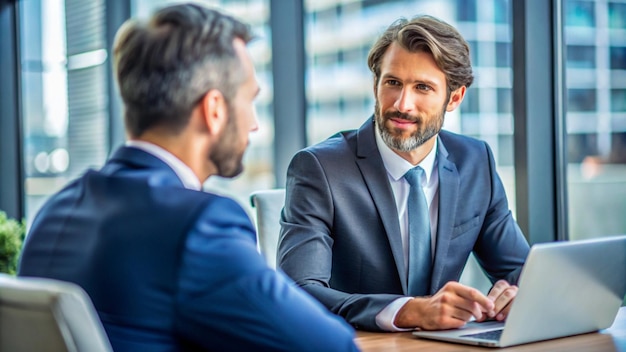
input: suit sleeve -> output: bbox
[174,196,358,352]
[473,142,530,285]
[278,150,403,331]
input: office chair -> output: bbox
[250,188,286,269]
[249,188,491,292]
[0,273,113,352]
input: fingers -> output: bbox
[412,295,473,330]
[395,296,468,330]
[440,282,494,321]
[488,280,518,321]
[495,297,515,321]
[403,282,513,330]
[452,300,488,322]
[449,282,495,318]
[487,280,510,301]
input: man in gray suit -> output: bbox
[278,15,530,332]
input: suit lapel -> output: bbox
[355,118,408,294]
[430,138,459,293]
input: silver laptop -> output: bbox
[413,235,626,347]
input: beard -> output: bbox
[374,99,446,153]
[210,105,246,178]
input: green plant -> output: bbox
[0,211,26,275]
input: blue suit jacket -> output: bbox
[19,146,358,352]
[278,118,530,331]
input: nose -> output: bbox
[393,88,414,113]
[250,109,259,132]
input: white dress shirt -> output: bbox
[125,140,202,191]
[373,127,440,331]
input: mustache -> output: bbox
[383,110,421,123]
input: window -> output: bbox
[612,89,626,112]
[609,2,626,29]
[610,47,626,70]
[567,89,597,112]
[497,88,512,114]
[19,0,109,221]
[565,0,626,240]
[495,42,511,68]
[457,0,477,22]
[567,45,596,68]
[567,0,596,27]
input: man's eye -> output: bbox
[416,84,431,91]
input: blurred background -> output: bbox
[1,0,625,242]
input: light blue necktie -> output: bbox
[404,166,432,296]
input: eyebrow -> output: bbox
[381,73,441,88]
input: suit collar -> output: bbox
[125,141,202,190]
[356,116,379,158]
[355,117,408,293]
[108,146,170,169]
[105,146,187,189]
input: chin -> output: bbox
[219,163,244,178]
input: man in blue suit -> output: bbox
[18,4,358,351]
[278,15,530,332]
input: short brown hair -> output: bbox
[367,15,473,93]
[113,4,253,138]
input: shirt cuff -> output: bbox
[375,297,415,331]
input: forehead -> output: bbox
[233,38,254,75]
[380,43,446,86]
[233,38,258,89]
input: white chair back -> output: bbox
[0,274,113,352]
[250,189,286,269]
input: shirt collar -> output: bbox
[374,125,438,184]
[125,140,202,191]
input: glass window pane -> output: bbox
[567,45,596,68]
[610,47,626,70]
[494,0,510,24]
[567,0,596,27]
[305,0,516,216]
[495,42,511,68]
[456,0,477,22]
[612,89,626,112]
[565,0,626,240]
[19,0,109,223]
[609,2,626,29]
[567,88,597,112]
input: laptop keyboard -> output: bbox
[460,329,503,341]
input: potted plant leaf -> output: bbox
[0,211,26,275]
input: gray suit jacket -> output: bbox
[278,117,530,331]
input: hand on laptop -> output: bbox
[394,281,497,330]
[486,280,518,321]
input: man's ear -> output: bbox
[200,89,228,135]
[446,86,466,112]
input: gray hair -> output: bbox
[113,3,253,137]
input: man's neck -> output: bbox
[131,130,215,183]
